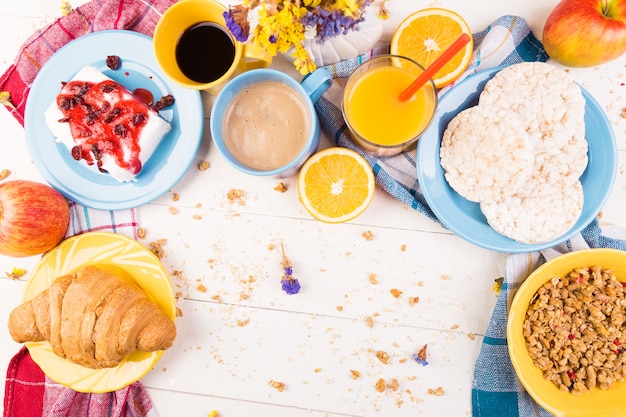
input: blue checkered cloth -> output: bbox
[314,15,548,223]
[313,15,626,417]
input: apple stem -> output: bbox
[601,0,612,17]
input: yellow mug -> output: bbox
[153,0,272,93]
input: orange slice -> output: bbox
[390,8,473,89]
[297,147,375,223]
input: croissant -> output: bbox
[8,265,176,369]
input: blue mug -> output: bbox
[210,68,332,177]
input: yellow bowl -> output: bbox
[507,248,626,417]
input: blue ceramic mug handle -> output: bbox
[301,68,332,103]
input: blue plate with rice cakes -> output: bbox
[416,65,616,253]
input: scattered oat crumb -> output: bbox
[428,386,445,396]
[408,296,419,305]
[399,358,407,363]
[376,350,390,364]
[240,293,250,300]
[211,294,223,303]
[196,284,207,293]
[387,378,399,391]
[137,227,147,239]
[390,288,403,298]
[227,188,245,205]
[176,307,183,317]
[450,324,459,330]
[467,332,475,340]
[368,273,378,285]
[362,230,374,240]
[0,169,10,180]
[237,318,250,327]
[171,192,179,201]
[192,214,202,220]
[441,274,450,280]
[336,306,343,311]
[7,267,26,280]
[597,211,604,219]
[314,368,322,373]
[198,160,210,171]
[400,244,406,252]
[365,316,374,328]
[417,281,424,287]
[168,207,178,215]
[149,239,167,258]
[268,243,275,250]
[350,370,361,379]
[375,378,386,392]
[269,380,285,392]
[274,182,287,192]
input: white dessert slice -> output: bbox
[45,65,171,182]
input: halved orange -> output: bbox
[297,147,375,223]
[390,8,473,89]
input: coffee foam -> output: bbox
[223,80,310,171]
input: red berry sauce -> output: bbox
[56,79,151,175]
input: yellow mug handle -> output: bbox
[238,42,273,71]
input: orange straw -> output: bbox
[399,32,471,102]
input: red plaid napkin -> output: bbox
[1,0,175,124]
[4,347,153,417]
[1,0,177,415]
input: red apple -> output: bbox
[542,0,626,67]
[0,180,70,257]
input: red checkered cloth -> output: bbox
[1,0,175,124]
[1,0,177,415]
[4,347,153,417]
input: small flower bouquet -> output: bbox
[224,0,389,74]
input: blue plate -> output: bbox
[416,66,617,253]
[24,30,203,210]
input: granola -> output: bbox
[523,265,626,395]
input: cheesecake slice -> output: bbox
[45,66,171,182]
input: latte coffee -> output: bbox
[222,80,311,171]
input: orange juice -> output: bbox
[343,64,436,148]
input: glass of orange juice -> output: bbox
[342,55,438,157]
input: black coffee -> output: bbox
[175,22,236,83]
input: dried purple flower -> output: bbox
[280,244,301,295]
[223,5,250,42]
[412,344,429,366]
[301,7,365,43]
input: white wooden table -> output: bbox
[1,0,624,416]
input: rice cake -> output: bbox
[479,62,588,197]
[480,180,584,244]
[440,105,534,203]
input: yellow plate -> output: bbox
[22,231,176,393]
[508,248,626,417]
